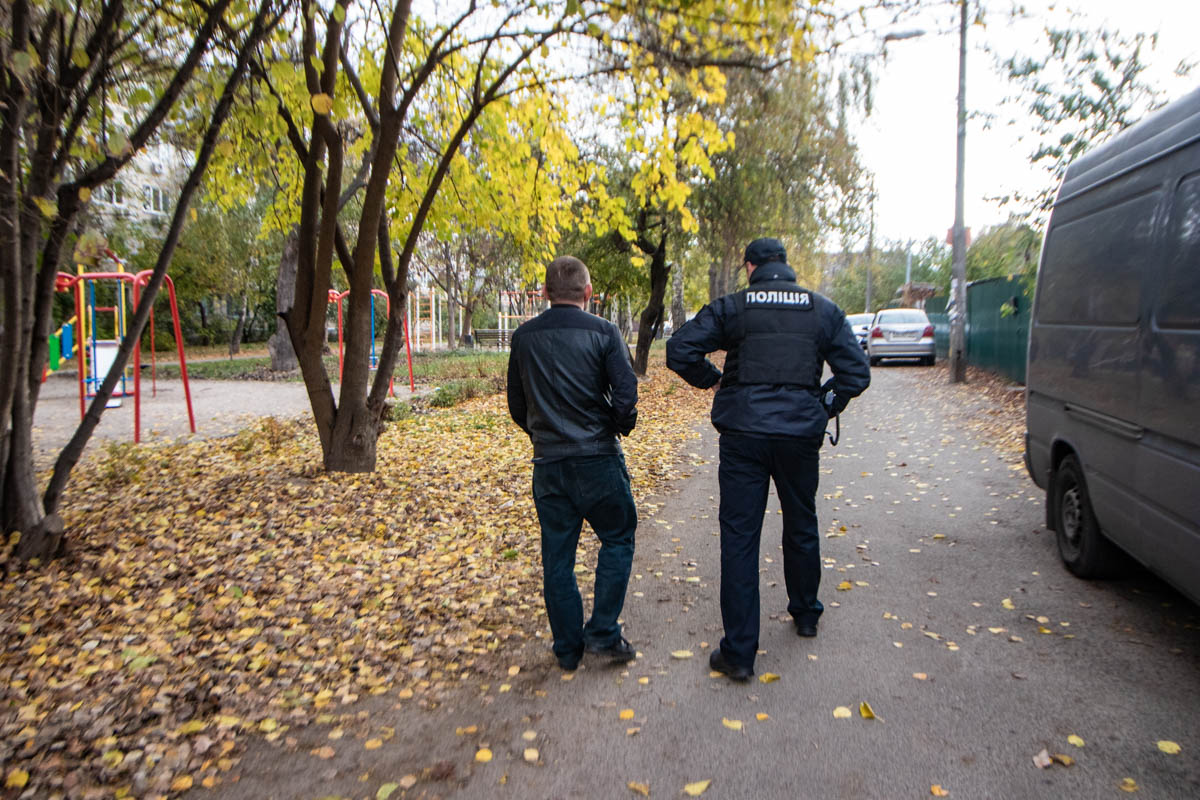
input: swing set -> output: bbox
[327,288,415,393]
[46,250,195,443]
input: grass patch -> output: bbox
[428,377,500,407]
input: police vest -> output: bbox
[721,280,821,388]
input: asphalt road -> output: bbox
[218,364,1200,800]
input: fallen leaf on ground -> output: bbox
[377,782,399,800]
[626,727,641,736]
[684,779,712,796]
[5,770,29,790]
[170,775,194,791]
[913,673,928,681]
[313,746,336,759]
[722,718,743,731]
[859,701,876,720]
[756,713,769,721]
[522,730,537,741]
[475,748,493,763]
[1032,749,1052,769]
[1119,777,1139,792]
[628,781,650,796]
[523,748,539,763]
[759,673,780,683]
[1068,734,1085,748]
[365,738,383,750]
[836,581,853,591]
[398,775,418,789]
[619,709,635,720]
[671,650,694,659]
[832,706,852,719]
[1157,740,1181,754]
[508,665,521,677]
[1002,598,1015,610]
[931,785,949,797]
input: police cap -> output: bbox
[743,237,787,266]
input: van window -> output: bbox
[1038,190,1160,325]
[1158,174,1200,329]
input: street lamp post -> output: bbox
[948,0,969,383]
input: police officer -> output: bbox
[666,237,870,681]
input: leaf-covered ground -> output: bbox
[1,365,711,799]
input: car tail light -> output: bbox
[870,326,883,339]
[922,324,934,337]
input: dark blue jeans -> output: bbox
[717,432,824,669]
[532,453,637,664]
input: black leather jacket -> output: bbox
[507,305,638,461]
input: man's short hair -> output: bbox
[545,256,590,302]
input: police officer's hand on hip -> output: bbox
[665,237,871,682]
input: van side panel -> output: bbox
[1136,157,1200,600]
[1028,166,1165,552]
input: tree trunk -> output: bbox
[633,233,669,376]
[229,294,248,357]
[268,227,299,371]
[196,299,208,331]
[670,261,685,332]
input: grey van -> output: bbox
[1025,87,1200,606]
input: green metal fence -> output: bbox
[925,296,950,360]
[965,276,1031,384]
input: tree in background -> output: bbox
[1001,19,1193,218]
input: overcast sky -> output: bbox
[854,0,1200,244]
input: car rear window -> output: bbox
[876,310,928,324]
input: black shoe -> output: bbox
[795,621,818,638]
[557,646,583,671]
[709,649,753,682]
[585,636,636,663]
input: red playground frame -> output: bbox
[55,264,195,443]
[328,288,415,394]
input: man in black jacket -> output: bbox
[507,255,639,670]
[666,237,870,681]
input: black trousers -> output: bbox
[717,432,824,668]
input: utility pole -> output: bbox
[864,178,876,312]
[948,0,969,383]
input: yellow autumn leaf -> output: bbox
[931,785,950,797]
[5,769,29,789]
[619,708,635,720]
[1001,598,1015,610]
[859,701,876,720]
[721,718,743,731]
[683,779,711,796]
[176,719,206,735]
[258,718,278,732]
[1119,777,1138,792]
[638,676,649,684]
[33,196,56,218]
[758,673,780,683]
[475,747,492,762]
[832,706,852,719]
[756,713,769,722]
[78,187,92,203]
[628,781,650,796]
[365,738,382,750]
[671,650,693,659]
[1157,740,1181,754]
[170,775,193,791]
[913,673,928,681]
[523,747,538,763]
[1051,753,1074,766]
[521,730,537,742]
[507,664,521,676]
[311,93,334,115]
[836,581,853,591]
[101,749,124,768]
[1067,734,1085,747]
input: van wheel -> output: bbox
[1053,455,1120,578]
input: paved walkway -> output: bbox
[32,372,421,467]
[203,365,1200,800]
